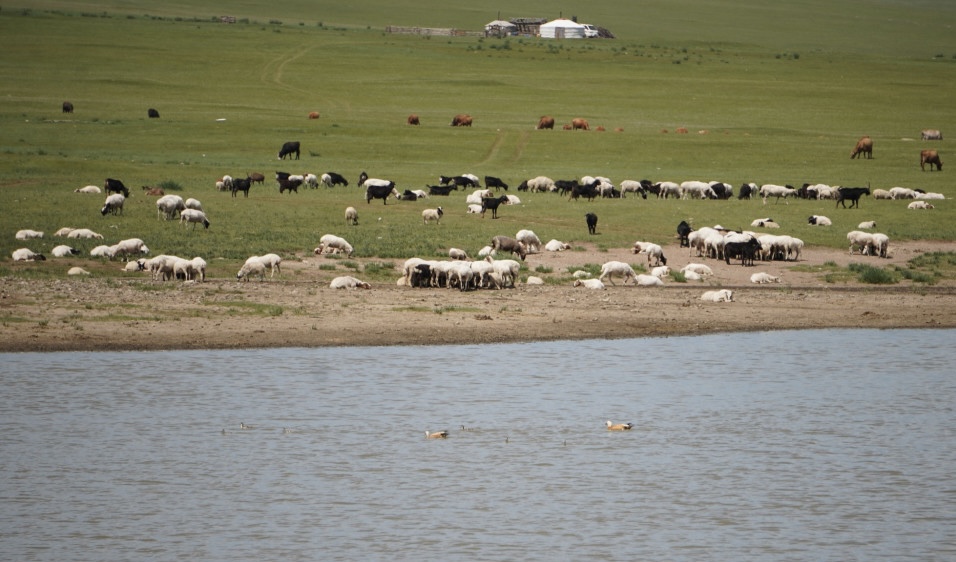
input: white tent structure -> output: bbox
[539,18,586,39]
[484,20,516,32]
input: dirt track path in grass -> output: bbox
[476,130,530,169]
[261,45,351,114]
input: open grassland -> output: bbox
[1,2,955,281]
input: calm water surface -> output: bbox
[1,329,954,561]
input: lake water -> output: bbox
[1,329,954,561]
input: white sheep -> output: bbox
[90,245,112,258]
[598,261,637,286]
[101,193,125,216]
[410,189,428,199]
[750,272,781,284]
[907,200,934,210]
[221,175,233,190]
[330,276,371,289]
[477,245,495,258]
[484,256,521,288]
[12,248,46,261]
[857,221,877,229]
[236,257,266,281]
[866,233,890,258]
[525,276,545,285]
[466,204,483,214]
[515,230,542,253]
[544,239,571,252]
[889,186,918,199]
[449,248,468,260]
[422,207,444,225]
[315,234,354,257]
[107,238,149,261]
[657,181,681,198]
[505,195,521,205]
[51,245,81,257]
[257,253,282,277]
[156,194,185,220]
[184,197,203,211]
[447,261,475,291]
[650,265,670,279]
[185,257,207,282]
[74,185,102,194]
[145,255,181,281]
[632,241,667,266]
[916,192,945,200]
[682,270,702,281]
[872,189,892,200]
[571,270,591,279]
[525,176,555,193]
[465,189,493,205]
[847,231,875,255]
[681,263,713,276]
[15,229,44,240]
[635,274,664,286]
[53,227,75,237]
[808,215,832,226]
[573,278,605,290]
[345,206,359,226]
[304,173,319,189]
[759,184,796,204]
[66,228,103,240]
[701,289,734,302]
[751,217,780,228]
[123,259,147,272]
[67,267,91,276]
[469,259,497,289]
[180,209,211,229]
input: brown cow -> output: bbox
[450,114,473,127]
[850,136,873,159]
[407,114,420,125]
[536,115,555,130]
[920,149,942,171]
[308,111,320,120]
[571,118,589,130]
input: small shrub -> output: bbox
[849,263,898,284]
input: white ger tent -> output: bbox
[539,18,586,39]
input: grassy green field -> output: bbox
[1,1,954,280]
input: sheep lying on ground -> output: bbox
[12,248,46,261]
[750,272,781,284]
[525,276,545,285]
[682,270,702,281]
[330,276,371,289]
[681,263,713,276]
[752,217,780,228]
[66,228,103,239]
[74,185,101,194]
[545,239,572,252]
[907,200,934,210]
[857,221,877,229]
[467,204,483,214]
[598,261,637,285]
[572,270,591,279]
[573,278,605,290]
[701,289,734,302]
[15,229,44,240]
[123,259,147,272]
[67,267,90,276]
[635,274,664,286]
[650,266,670,279]
[51,245,81,257]
[54,227,75,237]
[808,215,832,226]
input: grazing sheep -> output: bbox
[907,200,934,210]
[315,234,354,257]
[180,257,207,282]
[847,231,875,255]
[74,185,101,194]
[484,256,521,288]
[701,289,734,302]
[12,248,46,261]
[422,207,444,225]
[606,420,633,431]
[598,261,637,286]
[515,230,542,253]
[143,255,180,281]
[107,238,149,261]
[491,235,527,261]
[330,276,372,290]
[573,278,605,290]
[759,184,797,204]
[67,267,90,276]
[448,248,469,261]
[304,173,319,189]
[632,241,667,266]
[808,215,832,226]
[236,258,266,281]
[256,253,282,277]
[66,228,104,240]
[477,245,494,258]
[156,194,186,220]
[857,221,877,229]
[51,245,81,257]
[866,233,890,258]
[545,239,572,252]
[184,197,203,211]
[750,272,781,284]
[889,186,919,200]
[100,193,125,216]
[180,209,211,229]
[635,274,664,286]
[344,206,359,226]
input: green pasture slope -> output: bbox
[0,0,954,280]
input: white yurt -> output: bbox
[539,18,586,39]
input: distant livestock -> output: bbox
[585,212,598,235]
[484,176,508,191]
[422,207,444,224]
[101,193,125,216]
[12,248,46,262]
[180,209,211,229]
[62,101,74,113]
[407,114,420,125]
[908,200,934,210]
[320,172,348,188]
[450,114,473,127]
[308,111,320,119]
[363,180,398,204]
[701,289,734,303]
[330,276,371,290]
[345,206,358,226]
[921,129,942,140]
[15,229,43,240]
[231,176,252,198]
[148,108,160,118]
[536,115,555,130]
[104,178,130,198]
[571,118,589,130]
[677,220,693,247]
[278,141,300,160]
[481,195,509,219]
[490,235,527,261]
[808,215,832,226]
[850,135,873,159]
[74,185,101,194]
[920,149,942,171]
